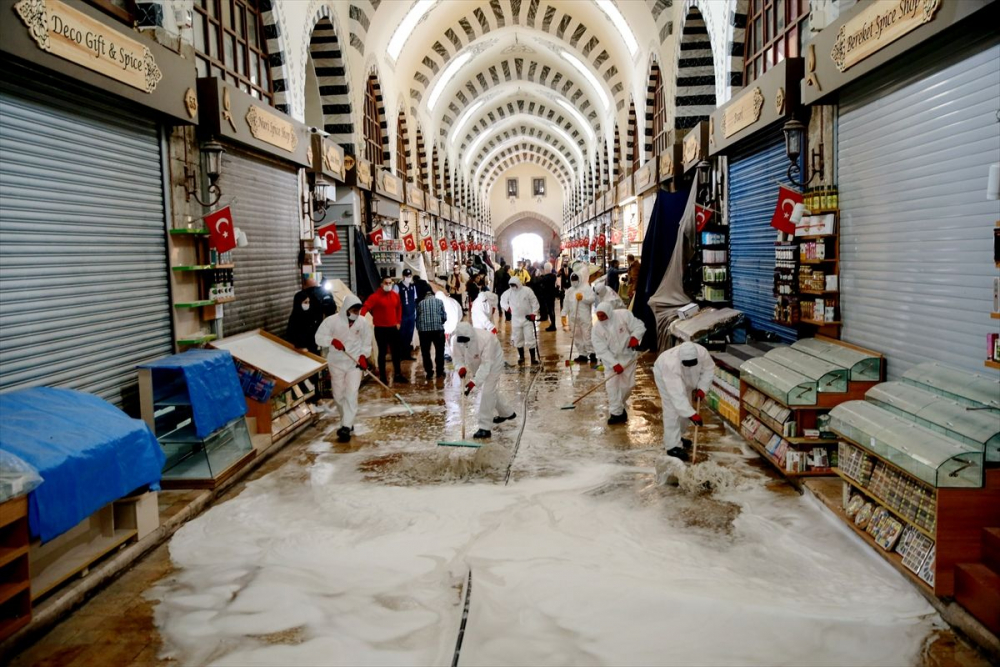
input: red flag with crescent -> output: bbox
[402,232,417,252]
[422,237,433,252]
[770,185,802,235]
[611,228,623,245]
[439,237,448,251]
[369,225,384,246]
[317,223,342,254]
[451,240,459,251]
[459,241,467,251]
[206,206,237,254]
[597,233,606,247]
[695,205,715,232]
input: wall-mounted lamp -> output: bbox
[783,119,824,188]
[184,139,225,207]
[307,177,334,222]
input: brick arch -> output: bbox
[304,6,355,155]
[626,98,639,172]
[259,0,291,114]
[494,211,562,239]
[674,3,718,130]
[414,125,428,190]
[348,0,379,54]
[364,66,389,165]
[395,103,410,181]
[643,56,662,161]
[727,0,750,92]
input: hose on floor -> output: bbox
[503,365,542,486]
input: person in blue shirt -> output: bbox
[396,268,418,361]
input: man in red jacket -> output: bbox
[361,276,408,384]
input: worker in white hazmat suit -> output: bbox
[471,288,499,334]
[452,322,516,438]
[652,341,715,461]
[315,294,373,442]
[591,302,646,424]
[562,269,597,363]
[593,280,625,310]
[499,276,541,365]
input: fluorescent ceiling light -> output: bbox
[594,0,638,56]
[387,0,436,61]
[428,51,473,110]
[560,51,609,109]
[556,99,595,142]
[449,100,485,143]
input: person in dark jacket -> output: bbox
[606,259,627,293]
[396,269,418,361]
[285,278,336,354]
[537,262,558,331]
[558,263,573,329]
[494,262,511,323]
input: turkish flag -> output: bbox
[369,225,384,245]
[695,205,715,232]
[597,233,606,247]
[402,232,417,252]
[422,237,433,252]
[611,228,623,245]
[317,223,341,254]
[206,206,236,253]
[459,241,467,251]
[492,245,497,252]
[770,186,802,235]
[451,240,459,251]
[439,237,448,251]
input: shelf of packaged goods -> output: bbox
[817,493,934,596]
[834,469,936,541]
[272,411,317,444]
[271,391,316,420]
[986,359,1000,371]
[744,437,832,478]
[168,228,210,236]
[800,319,841,327]
[799,289,839,296]
[744,403,793,439]
[800,259,838,265]
[176,334,217,346]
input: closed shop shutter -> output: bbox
[728,129,798,342]
[0,68,171,408]
[320,223,353,289]
[219,149,301,336]
[838,33,1000,379]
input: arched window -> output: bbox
[396,113,409,182]
[743,0,808,84]
[364,75,384,166]
[193,0,272,103]
[651,66,669,156]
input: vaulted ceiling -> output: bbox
[355,0,668,215]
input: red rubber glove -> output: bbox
[491,328,497,334]
[695,389,706,399]
[357,355,368,371]
[690,414,703,426]
[458,367,467,378]
[628,337,640,349]
[331,339,345,351]
[465,381,475,395]
[613,364,624,374]
[527,314,536,321]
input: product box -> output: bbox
[989,334,999,362]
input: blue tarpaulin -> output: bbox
[0,388,166,542]
[138,349,246,438]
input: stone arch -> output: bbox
[259,0,292,114]
[414,125,428,190]
[674,3,718,130]
[643,56,663,161]
[494,211,561,239]
[303,5,355,155]
[727,0,750,93]
[626,98,639,172]
[363,66,389,166]
[395,103,410,181]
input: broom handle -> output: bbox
[461,382,467,441]
[692,396,702,463]
[337,347,394,394]
[570,358,637,406]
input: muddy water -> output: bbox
[151,352,942,666]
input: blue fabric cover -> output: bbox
[0,388,166,542]
[139,349,246,438]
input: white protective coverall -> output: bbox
[652,341,716,451]
[499,276,540,350]
[591,302,646,417]
[471,291,499,333]
[314,294,373,430]
[562,267,596,357]
[452,323,516,431]
[593,282,625,310]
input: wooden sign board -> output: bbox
[682,121,709,173]
[710,58,802,155]
[375,168,404,202]
[616,175,633,202]
[405,184,425,211]
[309,135,345,182]
[427,196,440,216]
[635,157,658,194]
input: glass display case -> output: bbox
[740,357,818,406]
[158,415,253,483]
[866,382,1000,463]
[829,401,984,488]
[765,347,849,393]
[791,338,882,381]
[902,362,1000,409]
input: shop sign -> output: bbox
[722,87,764,138]
[406,185,425,210]
[616,176,632,202]
[375,168,403,202]
[15,0,162,93]
[427,196,440,216]
[245,106,298,153]
[683,121,710,172]
[310,135,345,182]
[356,159,372,190]
[635,158,657,193]
[832,0,941,72]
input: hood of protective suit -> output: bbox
[678,341,699,362]
[595,301,614,320]
[543,262,553,272]
[454,322,474,341]
[571,260,591,284]
[341,294,362,319]
[509,276,522,288]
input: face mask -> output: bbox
[456,336,471,344]
[301,301,310,311]
[348,313,358,322]
[682,359,698,367]
[383,284,392,292]
[404,277,412,286]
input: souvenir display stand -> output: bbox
[739,337,883,478]
[212,330,326,446]
[138,350,255,490]
[824,362,1000,632]
[707,342,783,429]
[0,495,30,641]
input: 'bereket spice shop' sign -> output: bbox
[832,0,941,71]
[15,0,162,93]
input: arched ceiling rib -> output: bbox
[465,121,582,175]
[481,152,571,195]
[475,137,575,185]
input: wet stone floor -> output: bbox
[10,322,991,667]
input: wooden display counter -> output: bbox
[0,496,30,642]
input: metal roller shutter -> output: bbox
[838,33,1000,379]
[320,223,353,288]
[728,129,798,342]
[0,68,171,408]
[219,150,301,336]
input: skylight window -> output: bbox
[556,99,596,143]
[560,51,610,110]
[449,100,485,143]
[594,0,638,56]
[387,0,436,62]
[428,51,473,110]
